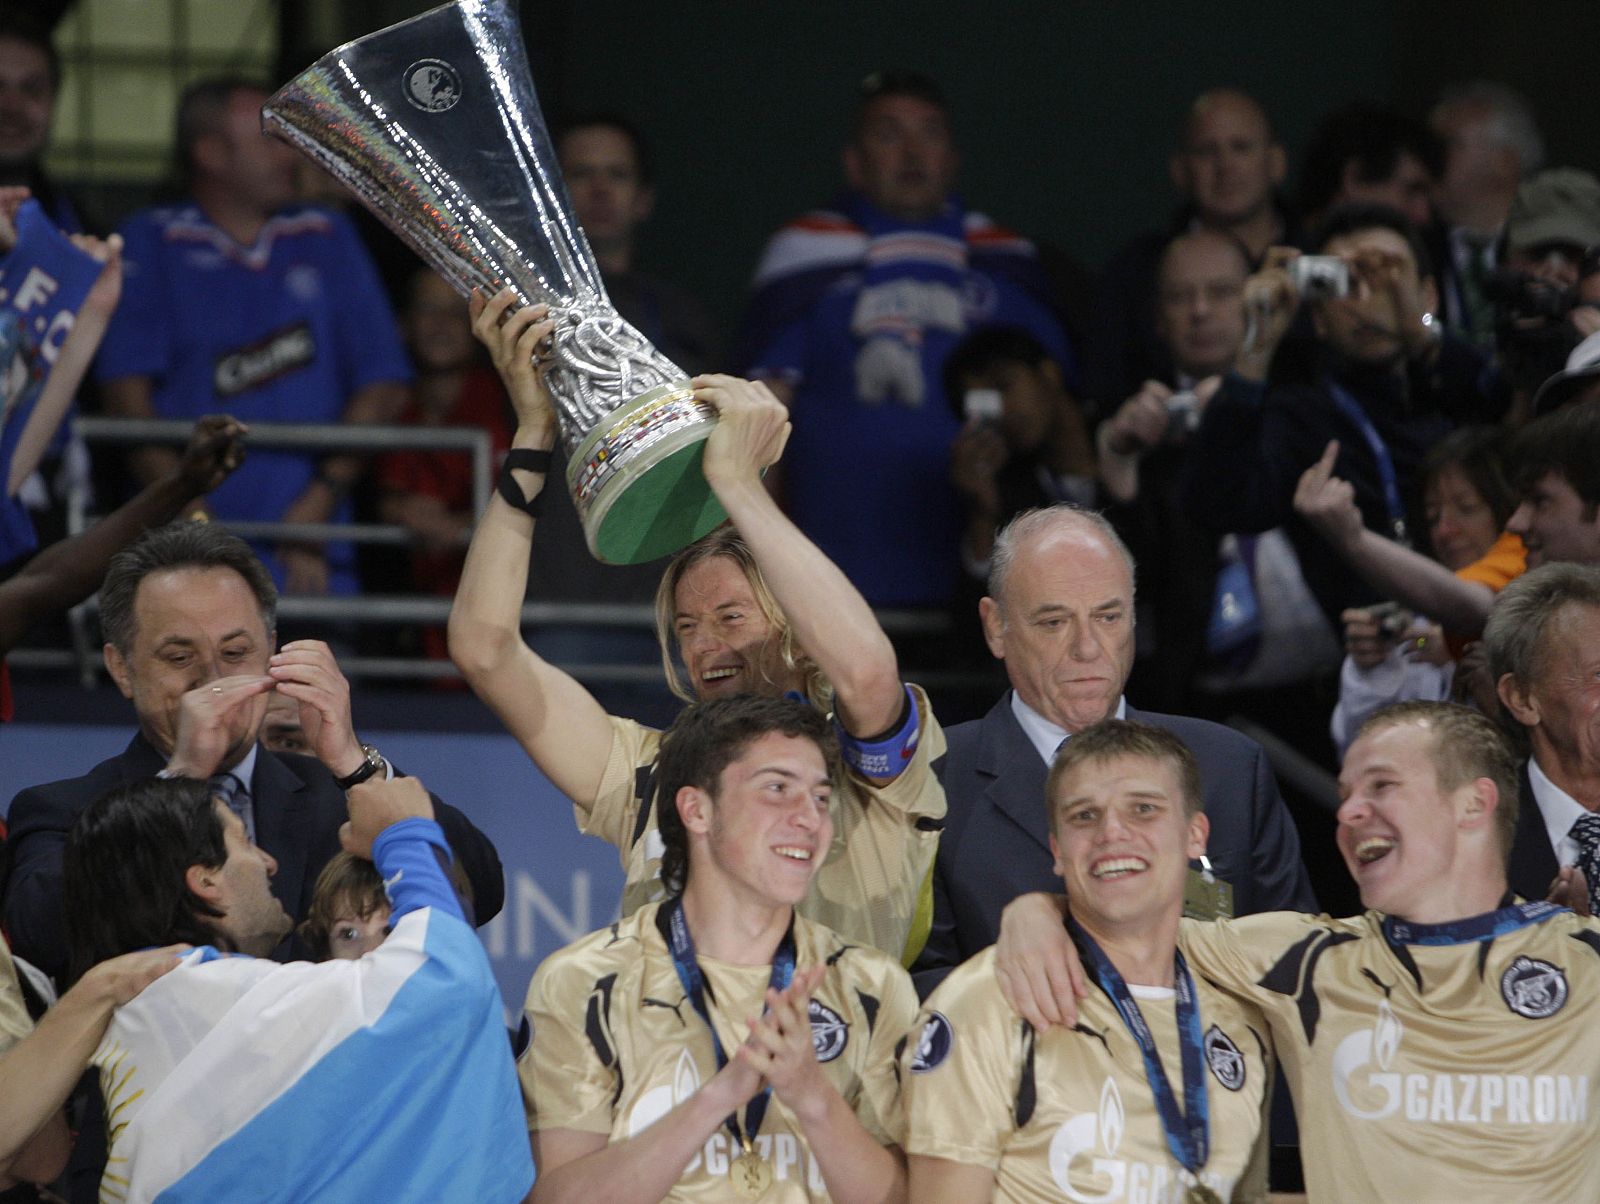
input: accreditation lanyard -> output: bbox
[1383,899,1565,947]
[1325,381,1409,547]
[1069,919,1209,1177]
[665,899,797,1153]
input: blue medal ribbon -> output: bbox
[663,898,797,1153]
[1382,899,1565,947]
[1326,381,1410,547]
[1068,919,1209,1177]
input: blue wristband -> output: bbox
[837,684,921,781]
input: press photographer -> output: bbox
[1485,167,1600,412]
[1179,202,1510,625]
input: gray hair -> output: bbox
[99,522,277,654]
[987,504,1136,607]
[1431,81,1545,176]
[1484,562,1600,687]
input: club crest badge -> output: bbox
[1500,956,1567,1019]
[808,999,849,1063]
[1204,1024,1246,1091]
[403,59,462,112]
[909,1012,954,1074]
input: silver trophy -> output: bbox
[263,0,722,564]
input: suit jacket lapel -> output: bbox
[978,696,1053,857]
[1509,761,1559,899]
[249,748,311,908]
[120,732,169,780]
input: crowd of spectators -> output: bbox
[6,6,1600,1200]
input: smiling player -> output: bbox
[450,293,945,964]
[902,720,1270,1202]
[521,695,917,1202]
[996,701,1600,1200]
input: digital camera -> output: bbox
[1289,255,1351,299]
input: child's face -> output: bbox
[328,905,392,960]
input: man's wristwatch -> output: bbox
[334,744,388,790]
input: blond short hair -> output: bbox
[1354,701,1520,862]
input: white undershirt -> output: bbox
[1128,983,1177,1001]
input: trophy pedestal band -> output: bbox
[568,381,727,565]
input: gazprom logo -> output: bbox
[1332,1000,1588,1126]
[1332,1000,1403,1120]
[1047,1078,1126,1202]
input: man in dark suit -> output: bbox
[913,504,1317,997]
[1,522,503,983]
[1486,562,1600,912]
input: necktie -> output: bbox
[209,772,255,842]
[1459,234,1497,352]
[1569,812,1600,916]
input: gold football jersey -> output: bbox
[903,947,1271,1203]
[576,683,946,963]
[0,940,32,1054]
[1180,908,1600,1201]
[521,902,918,1201]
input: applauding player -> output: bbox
[521,696,916,1203]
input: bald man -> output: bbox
[912,503,1316,998]
[1086,89,1297,406]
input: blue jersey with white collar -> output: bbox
[96,202,411,592]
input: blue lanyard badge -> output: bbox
[1325,382,1409,547]
[1069,919,1209,1177]
[1383,899,1565,947]
[663,899,797,1153]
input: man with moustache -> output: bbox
[2,521,503,984]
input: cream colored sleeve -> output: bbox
[899,958,1021,1169]
[0,943,32,1055]
[1177,911,1335,1002]
[852,958,921,1147]
[577,716,662,849]
[519,948,621,1135]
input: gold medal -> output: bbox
[1184,1183,1223,1204]
[729,1148,772,1199]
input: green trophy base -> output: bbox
[568,382,728,565]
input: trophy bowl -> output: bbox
[263,0,727,564]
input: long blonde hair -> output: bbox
[653,527,831,709]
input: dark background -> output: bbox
[274,0,1599,335]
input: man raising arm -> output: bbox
[450,290,943,962]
